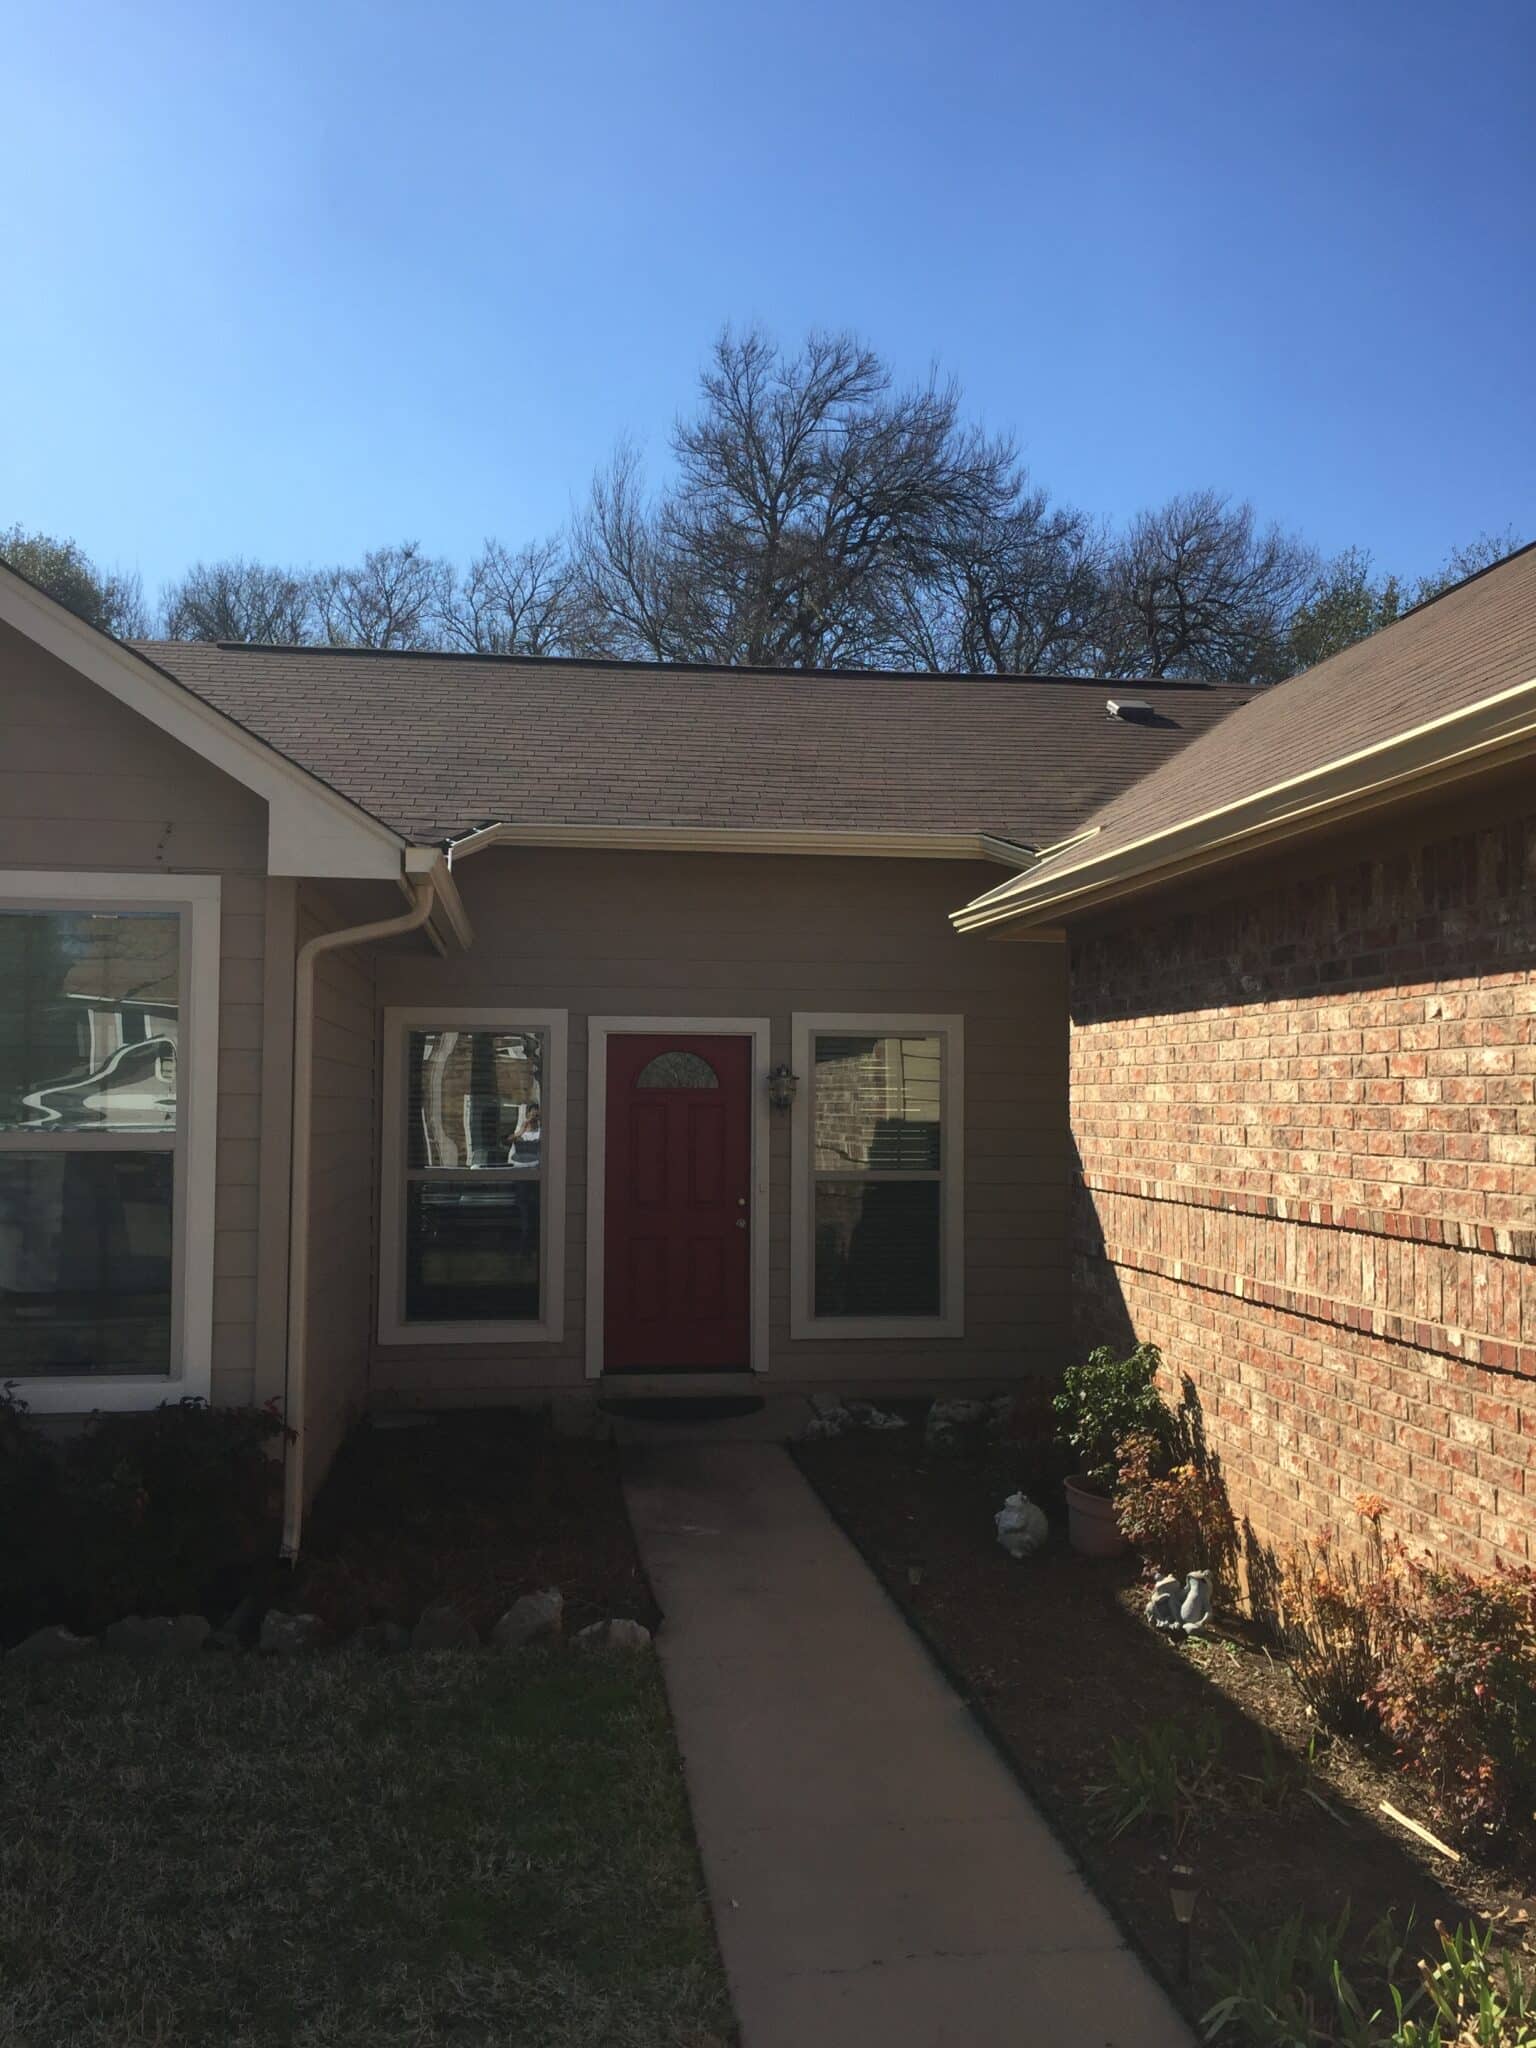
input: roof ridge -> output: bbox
[128,638,1230,690]
[1395,534,1536,624]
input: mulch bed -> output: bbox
[286,1409,659,1637]
[793,1424,1535,2029]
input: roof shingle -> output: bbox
[129,643,1248,848]
[989,542,1536,908]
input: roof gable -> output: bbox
[0,564,404,880]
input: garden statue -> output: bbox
[1145,1570,1214,1635]
[994,1491,1049,1559]
[1179,1570,1213,1632]
[1145,1574,1183,1631]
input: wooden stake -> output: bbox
[1380,1800,1462,1861]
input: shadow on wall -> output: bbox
[1066,807,1536,1032]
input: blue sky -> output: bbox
[3,0,1531,603]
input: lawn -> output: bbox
[0,1648,734,2048]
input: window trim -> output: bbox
[789,1012,964,1341]
[0,870,220,1412]
[378,1007,568,1346]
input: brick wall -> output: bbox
[1069,793,1536,1572]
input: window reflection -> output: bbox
[0,911,179,1132]
[813,1035,940,1171]
[0,1152,173,1373]
[407,1031,542,1169]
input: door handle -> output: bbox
[735,1218,747,1229]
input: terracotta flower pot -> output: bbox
[1063,1476,1127,1557]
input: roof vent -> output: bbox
[1106,697,1155,723]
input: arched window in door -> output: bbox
[635,1050,720,1089]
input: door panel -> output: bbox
[604,1033,751,1371]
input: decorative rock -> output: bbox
[105,1614,211,1657]
[573,1617,652,1652]
[169,1614,213,1656]
[994,1491,1050,1559]
[802,1400,907,1441]
[411,1604,479,1652]
[258,1610,328,1655]
[355,1619,411,1655]
[207,1593,259,1653]
[104,1616,175,1656]
[7,1625,93,1664]
[492,1588,564,1650]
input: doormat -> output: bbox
[598,1396,766,1424]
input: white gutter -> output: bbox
[954,673,1536,934]
[280,879,436,1559]
[443,820,1038,866]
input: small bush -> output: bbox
[0,1390,287,1641]
[1053,1342,1171,1493]
[1262,1509,1406,1740]
[1115,1428,1238,1598]
[1368,1560,1536,1843]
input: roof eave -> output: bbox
[953,675,1536,936]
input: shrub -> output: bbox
[1368,1561,1536,1843]
[1115,1428,1238,1597]
[0,1384,69,1639]
[1261,1507,1406,1740]
[1052,1342,1170,1493]
[0,1394,288,1642]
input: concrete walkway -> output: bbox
[624,1441,1191,2048]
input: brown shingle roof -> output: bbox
[963,542,1536,922]
[129,642,1249,848]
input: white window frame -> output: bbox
[585,1017,772,1379]
[378,1007,568,1346]
[0,870,220,1412]
[790,1012,964,1341]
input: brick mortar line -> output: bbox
[1074,1240,1536,1381]
[1079,1170,1536,1263]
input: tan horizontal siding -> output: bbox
[371,850,1068,1402]
[0,623,270,1410]
[297,886,378,1491]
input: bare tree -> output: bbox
[1096,492,1317,683]
[573,329,1027,669]
[161,558,318,643]
[1,525,149,638]
[314,541,449,650]
[435,535,579,655]
[888,493,1108,673]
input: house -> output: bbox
[0,560,1243,1552]
[955,541,1536,1574]
[2,542,1531,1574]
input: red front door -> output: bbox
[604,1034,752,1371]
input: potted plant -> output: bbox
[1052,1343,1171,1556]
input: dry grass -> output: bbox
[0,1648,733,2047]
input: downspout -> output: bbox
[281,880,436,1560]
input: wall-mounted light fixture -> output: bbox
[767,1063,799,1112]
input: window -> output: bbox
[790,1014,963,1339]
[0,874,219,1409]
[380,1009,568,1344]
[634,1050,719,1089]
